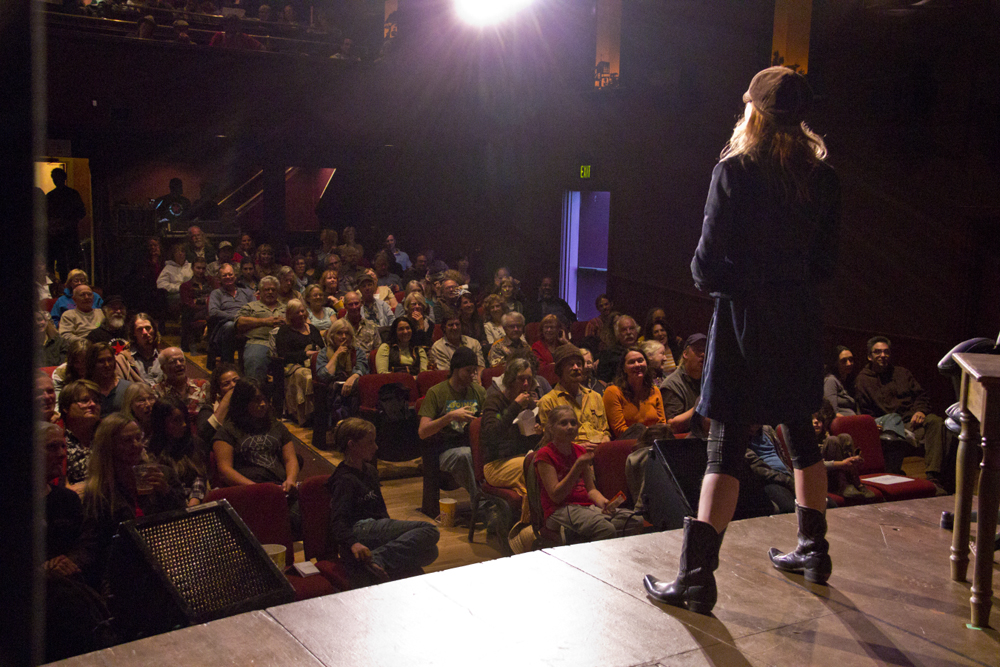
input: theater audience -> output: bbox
[498,277,523,315]
[196,363,240,445]
[236,276,285,383]
[481,358,542,522]
[538,345,610,445]
[747,425,797,513]
[276,266,302,305]
[430,309,485,374]
[59,285,105,344]
[38,309,68,367]
[275,299,323,425]
[239,258,258,291]
[291,255,310,292]
[317,230,339,269]
[526,277,575,326]
[603,347,665,439]
[531,314,567,366]
[36,372,59,424]
[156,243,193,312]
[154,347,208,420]
[641,340,671,385]
[121,383,156,438]
[179,259,216,353]
[304,284,337,332]
[234,233,255,264]
[318,269,344,309]
[375,316,429,375]
[85,295,129,347]
[579,346,607,395]
[255,244,279,279]
[432,273,462,322]
[128,314,163,385]
[341,290,381,359]
[326,418,439,583]
[854,335,949,492]
[482,293,507,345]
[418,347,485,501]
[584,294,613,340]
[824,345,857,416]
[488,311,528,367]
[401,292,433,347]
[358,272,394,327]
[208,263,256,369]
[213,378,300,493]
[373,251,402,291]
[207,241,235,278]
[402,252,428,286]
[812,400,875,501]
[209,14,263,49]
[385,234,411,271]
[339,226,364,260]
[149,397,208,506]
[643,318,679,371]
[53,340,90,398]
[596,314,638,382]
[458,292,486,346]
[534,405,637,543]
[81,414,186,591]
[85,343,132,415]
[184,226,215,265]
[316,319,367,419]
[660,333,708,436]
[61,380,102,491]
[51,269,103,328]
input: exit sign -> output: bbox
[580,165,591,178]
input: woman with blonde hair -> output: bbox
[82,413,186,589]
[318,268,344,310]
[121,382,156,437]
[315,318,367,418]
[531,314,567,366]
[276,265,302,305]
[275,298,324,425]
[304,283,337,332]
[401,291,433,347]
[644,67,840,614]
[482,293,507,346]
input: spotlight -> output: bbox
[455,0,534,26]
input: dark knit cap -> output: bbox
[552,344,585,373]
[450,346,478,371]
[742,66,813,126]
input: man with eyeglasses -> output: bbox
[854,335,950,494]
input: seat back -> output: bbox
[368,347,378,372]
[481,364,505,388]
[569,321,588,344]
[417,370,449,397]
[830,414,885,475]
[203,483,294,555]
[358,372,419,411]
[524,322,541,345]
[592,439,637,506]
[432,324,443,343]
[298,474,333,562]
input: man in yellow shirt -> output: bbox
[538,345,611,444]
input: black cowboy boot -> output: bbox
[768,504,832,584]
[644,517,723,615]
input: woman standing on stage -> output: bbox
[644,67,840,614]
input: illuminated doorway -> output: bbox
[561,190,609,322]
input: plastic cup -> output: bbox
[133,463,158,494]
[439,498,457,528]
[263,544,287,569]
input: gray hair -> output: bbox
[502,357,535,394]
[259,275,279,290]
[403,292,427,313]
[501,311,525,328]
[614,315,637,338]
[640,340,664,359]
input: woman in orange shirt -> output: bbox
[602,347,665,439]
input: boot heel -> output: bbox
[685,598,714,615]
[682,585,716,615]
[804,569,830,585]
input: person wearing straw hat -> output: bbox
[644,66,841,614]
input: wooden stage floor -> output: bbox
[53,495,999,667]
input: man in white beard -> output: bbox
[87,296,144,384]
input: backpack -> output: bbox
[375,383,420,461]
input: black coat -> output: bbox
[691,156,840,424]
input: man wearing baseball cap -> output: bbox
[660,333,709,437]
[418,346,487,500]
[538,344,611,445]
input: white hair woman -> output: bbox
[274,298,324,425]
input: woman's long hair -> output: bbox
[385,316,423,375]
[325,318,357,375]
[721,102,828,204]
[208,363,239,405]
[83,413,136,517]
[227,378,272,434]
[149,396,206,485]
[613,346,654,403]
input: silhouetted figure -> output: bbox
[46,168,86,279]
[153,178,191,232]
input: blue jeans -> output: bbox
[210,320,237,362]
[352,518,439,574]
[439,445,477,499]
[243,343,270,383]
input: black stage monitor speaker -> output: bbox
[108,500,294,641]
[642,438,702,531]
